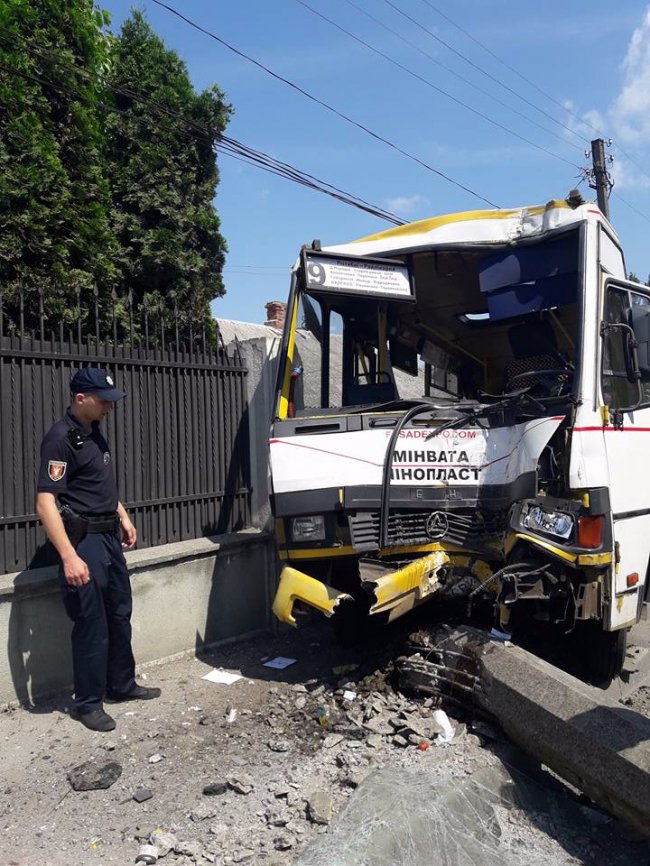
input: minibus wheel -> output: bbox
[592,626,628,680]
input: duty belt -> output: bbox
[81,513,121,534]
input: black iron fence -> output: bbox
[0,289,251,574]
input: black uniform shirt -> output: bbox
[37,409,119,514]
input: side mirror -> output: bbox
[630,306,650,377]
[601,319,640,384]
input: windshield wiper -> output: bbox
[424,388,537,440]
[344,396,464,415]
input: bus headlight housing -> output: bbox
[290,515,326,542]
[523,505,574,540]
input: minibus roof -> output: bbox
[323,199,613,259]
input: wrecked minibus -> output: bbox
[269,195,650,677]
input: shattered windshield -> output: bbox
[288,230,580,417]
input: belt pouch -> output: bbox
[60,507,89,548]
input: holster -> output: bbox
[60,506,89,548]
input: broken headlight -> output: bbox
[523,505,574,541]
[290,515,326,542]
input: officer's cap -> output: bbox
[70,367,126,401]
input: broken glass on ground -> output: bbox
[293,757,633,866]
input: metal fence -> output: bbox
[0,289,251,574]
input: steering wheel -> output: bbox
[505,368,573,396]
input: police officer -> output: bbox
[36,368,160,732]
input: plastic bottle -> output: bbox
[316,704,330,728]
[432,709,455,743]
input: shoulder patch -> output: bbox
[48,460,67,482]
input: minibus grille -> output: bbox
[349,509,505,552]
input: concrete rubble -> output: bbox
[3,623,650,864]
[398,624,650,838]
[67,760,122,791]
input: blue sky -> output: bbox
[101,0,650,322]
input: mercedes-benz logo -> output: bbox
[425,510,449,539]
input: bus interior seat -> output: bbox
[503,317,562,391]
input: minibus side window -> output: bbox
[602,286,650,409]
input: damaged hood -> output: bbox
[270,416,565,495]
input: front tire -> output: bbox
[592,626,628,680]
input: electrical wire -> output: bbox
[0,35,406,225]
[294,0,579,169]
[420,0,588,126]
[339,0,583,152]
[416,0,650,186]
[149,0,500,207]
[611,191,650,226]
[383,0,589,144]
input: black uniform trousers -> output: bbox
[59,531,136,714]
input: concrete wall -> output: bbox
[233,336,281,531]
[0,530,277,708]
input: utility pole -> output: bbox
[590,138,611,221]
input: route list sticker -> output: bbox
[303,252,414,300]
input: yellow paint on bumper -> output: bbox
[272,566,352,627]
[366,550,451,615]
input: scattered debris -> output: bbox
[190,803,218,822]
[432,709,455,744]
[135,842,158,864]
[67,761,122,791]
[307,791,333,825]
[399,624,650,838]
[148,753,164,764]
[489,627,512,643]
[174,839,202,859]
[274,833,295,850]
[5,621,650,865]
[263,657,296,670]
[202,781,228,796]
[149,829,177,857]
[332,664,358,675]
[202,669,242,685]
[363,714,393,735]
[227,772,255,795]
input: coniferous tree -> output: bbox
[0,0,116,331]
[105,11,231,344]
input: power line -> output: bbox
[609,142,650,189]
[382,0,589,145]
[337,0,583,154]
[150,0,500,208]
[0,32,405,226]
[420,0,588,123]
[611,191,650,225]
[418,1,650,187]
[294,0,578,169]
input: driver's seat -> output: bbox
[503,317,561,392]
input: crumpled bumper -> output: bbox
[272,566,353,627]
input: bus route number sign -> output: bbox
[302,251,414,301]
